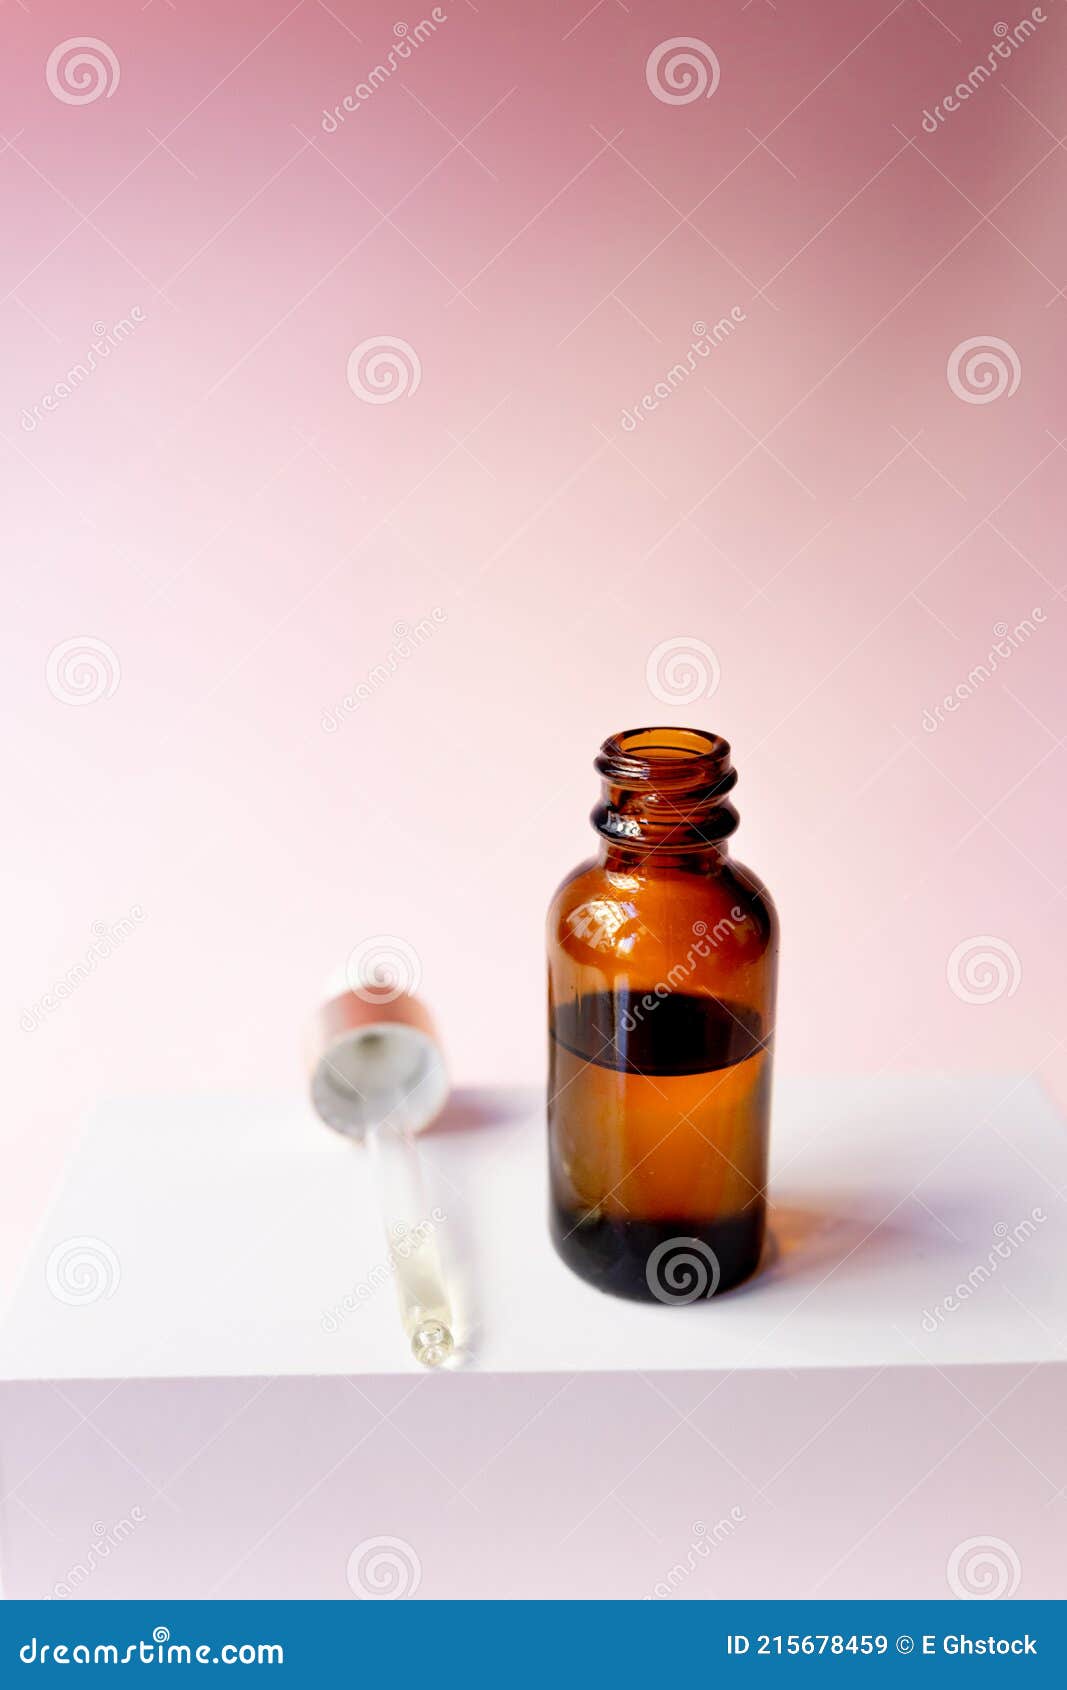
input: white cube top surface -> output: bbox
[2,1075,1065,1380]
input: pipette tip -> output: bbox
[410,1318,454,1368]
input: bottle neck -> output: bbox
[591,727,739,873]
[597,837,731,873]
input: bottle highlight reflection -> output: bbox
[546,728,778,1303]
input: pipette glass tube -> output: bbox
[365,1088,454,1367]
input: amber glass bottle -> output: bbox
[547,727,778,1303]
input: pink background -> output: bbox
[3,0,1065,1287]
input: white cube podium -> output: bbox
[1,1076,1065,1599]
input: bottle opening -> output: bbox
[596,726,733,789]
[617,726,723,760]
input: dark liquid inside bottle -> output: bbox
[548,991,770,1303]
